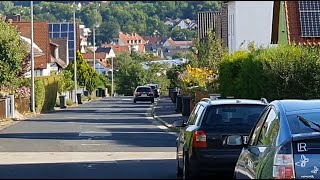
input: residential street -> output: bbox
[0,97,177,179]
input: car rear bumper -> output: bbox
[189,149,241,175]
[134,97,154,101]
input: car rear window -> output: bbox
[287,112,320,134]
[136,87,151,92]
[202,104,266,132]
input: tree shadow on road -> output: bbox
[0,159,176,179]
[0,129,177,147]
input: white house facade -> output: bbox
[227,1,274,53]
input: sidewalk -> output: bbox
[152,96,188,131]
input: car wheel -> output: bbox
[133,100,136,103]
[151,99,154,103]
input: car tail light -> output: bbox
[192,131,207,148]
[273,142,295,179]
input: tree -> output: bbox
[65,51,100,95]
[0,20,28,89]
[58,70,74,95]
[196,31,227,70]
[114,53,147,95]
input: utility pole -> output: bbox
[30,1,35,114]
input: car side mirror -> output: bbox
[173,119,186,128]
[226,135,243,146]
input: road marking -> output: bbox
[81,144,106,146]
[0,152,176,164]
[156,125,168,130]
[79,132,112,137]
[121,99,132,101]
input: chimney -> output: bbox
[131,33,134,36]
[134,33,137,36]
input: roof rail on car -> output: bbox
[260,98,268,104]
[201,98,211,102]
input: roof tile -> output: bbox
[11,21,49,69]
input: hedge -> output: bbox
[219,45,320,100]
[35,75,59,113]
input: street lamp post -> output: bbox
[93,25,96,72]
[111,57,114,96]
[93,8,100,73]
[30,1,35,113]
[73,2,81,104]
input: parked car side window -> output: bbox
[248,107,270,146]
[194,105,205,126]
[187,104,200,125]
[257,108,279,146]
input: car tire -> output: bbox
[151,99,154,103]
[133,100,136,103]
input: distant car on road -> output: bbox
[145,84,160,98]
[234,99,320,179]
[174,97,268,179]
[133,86,155,103]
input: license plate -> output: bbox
[141,94,147,97]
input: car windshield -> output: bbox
[149,86,156,89]
[287,112,320,134]
[136,87,151,92]
[202,104,266,132]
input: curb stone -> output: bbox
[150,97,179,133]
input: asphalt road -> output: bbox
[0,97,178,179]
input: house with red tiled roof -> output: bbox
[82,47,115,73]
[271,1,320,45]
[11,21,50,76]
[11,21,70,76]
[50,41,67,74]
[117,32,146,53]
[163,37,194,48]
[100,44,130,55]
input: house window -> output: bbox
[53,32,60,38]
[53,24,60,31]
[61,24,68,32]
[127,40,130,44]
[69,32,74,40]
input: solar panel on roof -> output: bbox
[298,1,320,37]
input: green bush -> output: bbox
[35,78,45,113]
[35,76,59,113]
[218,45,320,100]
[66,99,73,106]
